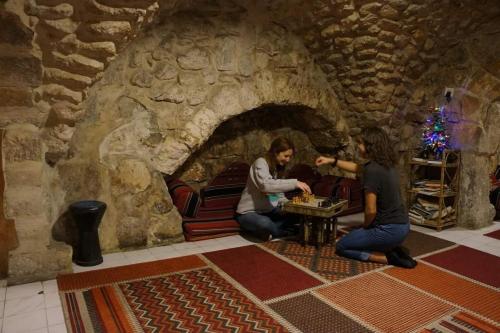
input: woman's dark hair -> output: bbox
[359,127,397,168]
[265,137,295,178]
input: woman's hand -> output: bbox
[297,181,312,194]
[315,156,335,166]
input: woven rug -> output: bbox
[58,234,499,333]
[422,245,500,288]
[484,229,500,240]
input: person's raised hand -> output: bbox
[315,156,335,167]
[297,181,312,194]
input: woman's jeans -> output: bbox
[336,223,410,261]
[237,209,296,238]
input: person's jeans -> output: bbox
[336,223,410,261]
[237,209,297,238]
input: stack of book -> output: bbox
[412,180,449,195]
[408,198,454,223]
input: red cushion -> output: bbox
[182,207,240,240]
[166,178,201,217]
[201,162,249,208]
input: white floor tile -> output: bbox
[99,258,130,269]
[485,238,500,247]
[198,244,228,253]
[102,252,127,262]
[5,282,43,300]
[123,249,156,263]
[170,242,201,251]
[192,238,223,247]
[2,308,46,333]
[72,263,105,273]
[0,318,2,333]
[46,306,64,326]
[175,248,202,257]
[149,247,182,260]
[27,328,48,333]
[0,300,4,319]
[470,244,499,257]
[48,323,67,333]
[44,292,62,309]
[0,287,5,301]
[4,294,45,317]
[42,280,58,294]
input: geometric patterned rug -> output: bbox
[422,245,500,288]
[58,231,500,333]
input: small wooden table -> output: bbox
[283,197,348,249]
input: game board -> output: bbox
[284,194,347,218]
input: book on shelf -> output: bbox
[408,203,454,221]
[411,157,444,165]
[417,197,439,209]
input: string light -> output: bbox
[421,106,450,160]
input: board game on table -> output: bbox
[283,193,348,248]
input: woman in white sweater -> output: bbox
[236,137,311,240]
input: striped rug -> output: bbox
[58,234,499,333]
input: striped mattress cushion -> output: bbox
[167,178,201,218]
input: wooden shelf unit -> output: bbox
[407,150,461,231]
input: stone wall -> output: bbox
[289,0,500,137]
[52,9,347,254]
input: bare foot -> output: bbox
[368,252,388,264]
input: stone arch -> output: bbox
[53,11,350,252]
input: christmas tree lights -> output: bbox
[421,106,450,160]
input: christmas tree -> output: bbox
[421,106,450,160]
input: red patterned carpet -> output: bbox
[484,229,500,240]
[58,233,500,333]
[422,245,500,288]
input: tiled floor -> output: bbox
[1,214,499,333]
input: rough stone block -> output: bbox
[153,62,177,80]
[0,11,33,46]
[11,216,51,247]
[0,55,42,87]
[82,21,132,42]
[3,124,42,162]
[41,83,82,104]
[112,159,152,194]
[43,67,92,90]
[4,186,45,218]
[215,38,237,71]
[49,51,104,76]
[150,84,185,103]
[26,3,74,20]
[0,87,32,107]
[379,5,399,19]
[0,106,45,127]
[178,48,210,70]
[130,69,153,88]
[47,101,83,125]
[40,18,78,36]
[8,242,72,285]
[58,34,116,60]
[5,161,43,187]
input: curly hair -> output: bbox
[359,127,397,168]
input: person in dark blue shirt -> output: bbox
[316,127,416,268]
